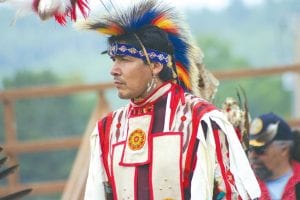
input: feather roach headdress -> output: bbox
[79,0,219,100]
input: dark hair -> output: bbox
[108,25,175,82]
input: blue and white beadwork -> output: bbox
[108,43,169,65]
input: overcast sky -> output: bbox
[0,0,265,11]
[0,0,265,13]
[169,0,264,10]
[91,0,265,11]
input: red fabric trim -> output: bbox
[257,180,271,200]
[98,112,113,181]
[234,127,242,142]
[258,161,300,200]
[183,101,216,188]
[169,84,183,129]
[213,128,232,200]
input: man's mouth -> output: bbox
[114,80,124,88]
[251,163,262,169]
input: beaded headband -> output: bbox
[108,43,169,65]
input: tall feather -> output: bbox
[240,86,250,151]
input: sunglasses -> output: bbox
[248,147,267,155]
[248,140,275,155]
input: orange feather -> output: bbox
[176,62,191,90]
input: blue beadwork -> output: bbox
[108,43,169,65]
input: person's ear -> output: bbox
[279,143,290,156]
[151,62,163,76]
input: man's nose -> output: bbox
[248,150,258,160]
[110,62,121,76]
[248,150,256,159]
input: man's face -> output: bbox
[110,55,153,99]
[248,142,286,180]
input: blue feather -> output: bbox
[132,10,158,29]
[168,35,190,69]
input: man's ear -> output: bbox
[151,62,163,76]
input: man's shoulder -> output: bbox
[99,106,128,123]
[113,106,128,115]
[292,160,300,172]
[183,92,217,110]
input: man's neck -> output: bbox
[269,161,292,180]
[133,80,164,103]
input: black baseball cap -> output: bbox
[249,112,293,147]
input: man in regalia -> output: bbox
[82,1,261,199]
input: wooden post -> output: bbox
[61,91,111,200]
[294,22,300,118]
[3,98,20,190]
[3,99,17,143]
[3,99,19,191]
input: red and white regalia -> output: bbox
[85,82,260,200]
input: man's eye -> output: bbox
[120,57,130,61]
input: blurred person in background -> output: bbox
[248,112,300,200]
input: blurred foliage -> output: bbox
[2,70,60,89]
[19,150,77,182]
[196,35,292,118]
[187,0,298,66]
[197,35,249,70]
[213,77,292,118]
[0,70,96,199]
[2,70,95,141]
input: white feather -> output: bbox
[2,0,34,25]
[38,0,71,20]
[4,0,33,17]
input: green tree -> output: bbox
[197,35,249,70]
[196,35,292,118]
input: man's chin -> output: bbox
[254,167,273,180]
[117,92,131,99]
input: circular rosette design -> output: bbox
[128,128,146,151]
